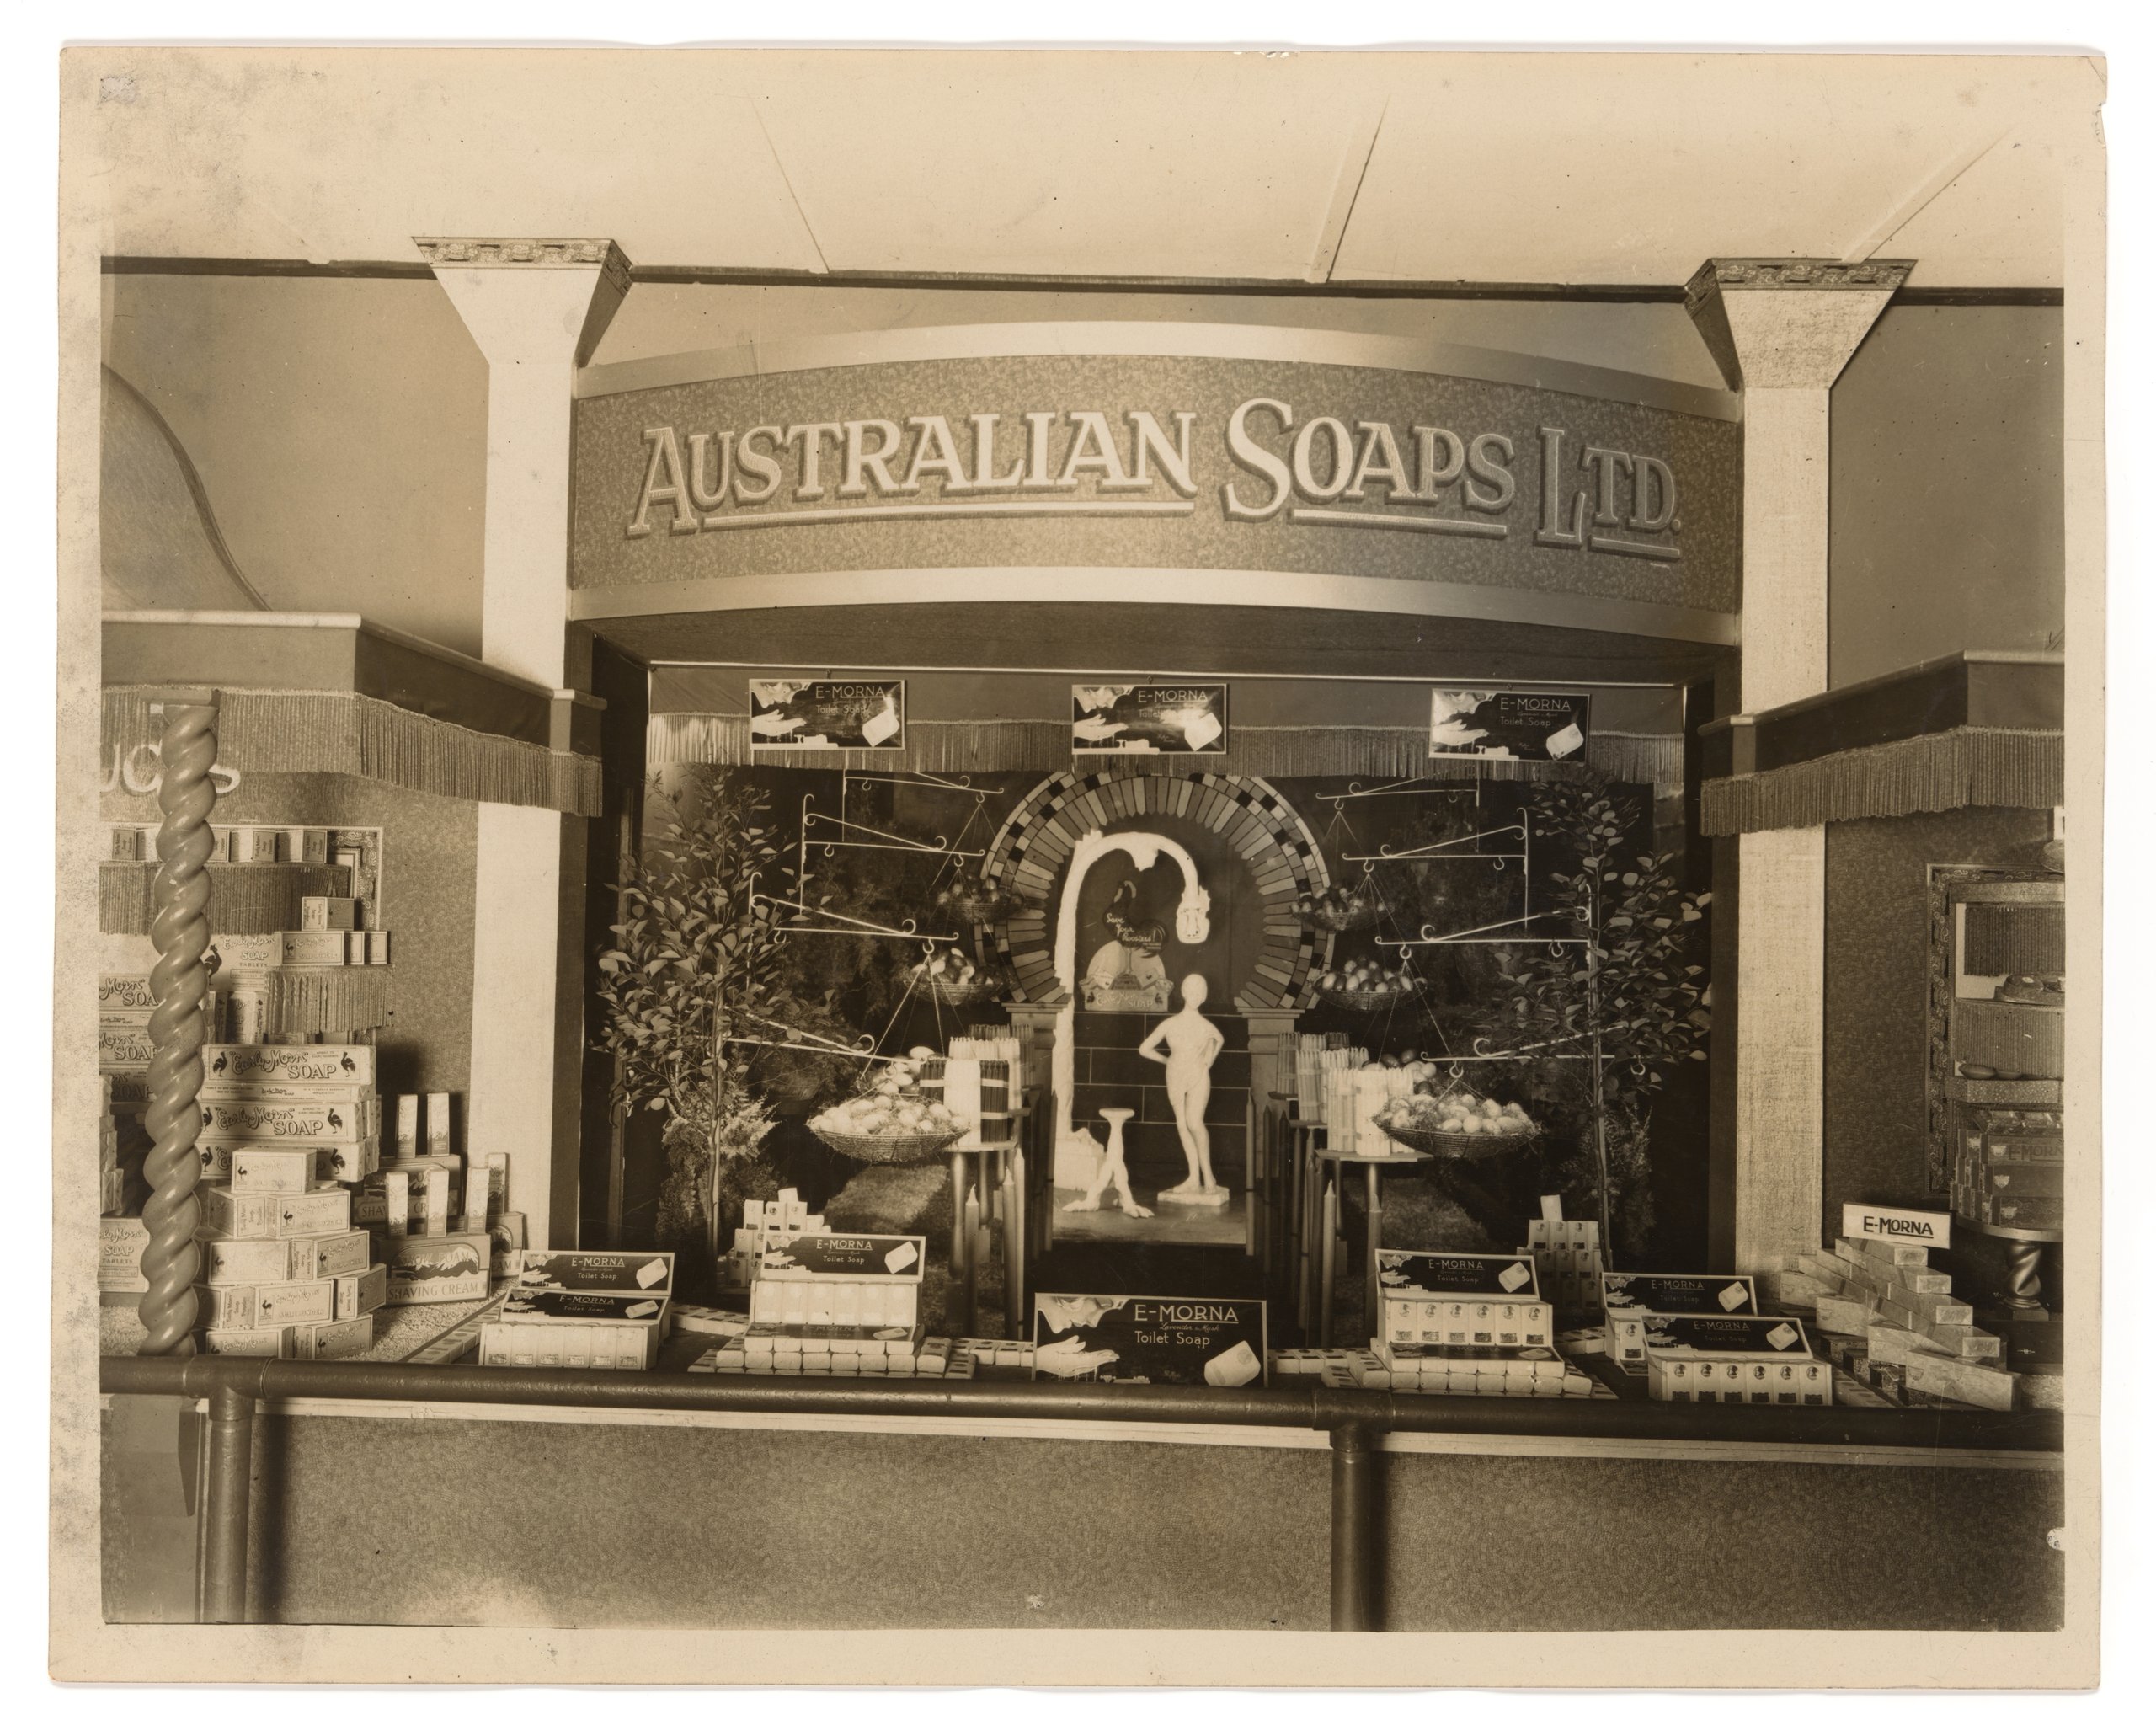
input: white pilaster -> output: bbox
[419,236,630,1248]
[1687,257,1908,1284]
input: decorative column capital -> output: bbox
[414,236,632,298]
[1684,257,1911,393]
[1683,256,1913,316]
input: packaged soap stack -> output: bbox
[718,1188,828,1287]
[1526,1216,1603,1317]
[478,1249,675,1370]
[1292,1035,1366,1120]
[942,1036,1022,1148]
[1599,1269,1758,1372]
[193,1158,381,1359]
[191,1040,387,1358]
[97,972,189,1209]
[701,1232,951,1376]
[1640,1314,1832,1407]
[1355,1249,1605,1395]
[1324,1064,1421,1156]
[360,1092,520,1306]
[1271,1343,1605,1398]
[1780,1236,2022,1410]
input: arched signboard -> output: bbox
[569,323,1741,644]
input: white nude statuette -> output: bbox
[1141,974,1230,1205]
[1066,1107,1150,1218]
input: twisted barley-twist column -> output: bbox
[136,692,221,1357]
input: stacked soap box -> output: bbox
[195,1159,382,1359]
[1292,1034,1367,1121]
[719,1188,827,1287]
[1951,1106,2065,1236]
[191,1040,387,1357]
[1270,1344,1605,1398]
[1601,1271,1758,1373]
[1780,1236,2018,1410]
[1367,1249,1582,1392]
[361,1092,519,1305]
[1641,1313,1831,1407]
[705,1233,940,1375]
[478,1249,676,1370]
[938,1037,1022,1148]
[1325,1064,1422,1156]
[1526,1219,1602,1317]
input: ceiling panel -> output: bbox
[747,51,1374,278]
[1334,55,2086,287]
[68,47,2098,286]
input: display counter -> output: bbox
[100,1351,2063,1632]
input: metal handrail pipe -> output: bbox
[99,1355,2063,1456]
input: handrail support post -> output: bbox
[1328,1417,1383,1632]
[200,1382,257,1624]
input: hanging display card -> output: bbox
[1071,683,1229,755]
[1032,1293,1267,1386]
[1429,690,1592,761]
[748,680,905,750]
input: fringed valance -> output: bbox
[1699,727,2062,836]
[648,712,1684,802]
[265,967,393,1036]
[99,861,353,937]
[103,687,601,817]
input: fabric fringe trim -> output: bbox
[648,713,1684,800]
[104,687,601,817]
[1699,727,2063,836]
[98,861,353,937]
[265,967,393,1036]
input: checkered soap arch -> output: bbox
[975,765,1332,1010]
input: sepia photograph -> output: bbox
[45,24,2112,1690]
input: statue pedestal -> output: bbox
[1157,1184,1231,1206]
[1053,1126,1103,1190]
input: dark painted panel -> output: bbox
[1822,809,2050,1273]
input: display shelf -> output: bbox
[1945,1076,2062,1104]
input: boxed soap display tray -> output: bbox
[1032,1294,1267,1387]
[1603,1272,1759,1370]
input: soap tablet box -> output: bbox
[1649,1354,1832,1406]
[198,1276,339,1331]
[1602,1272,1759,1369]
[1375,1249,1540,1301]
[198,1096,376,1143]
[292,1313,375,1359]
[1382,1298,1551,1349]
[1032,1293,1267,1388]
[478,1318,665,1370]
[514,1249,675,1296]
[336,1263,389,1321]
[299,895,360,932]
[755,1233,925,1282]
[1640,1313,1812,1359]
[378,1231,494,1304]
[205,1043,376,1085]
[499,1289,670,1323]
[200,1185,352,1240]
[288,1229,372,1279]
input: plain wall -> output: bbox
[101,273,490,656]
[1829,305,2066,686]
